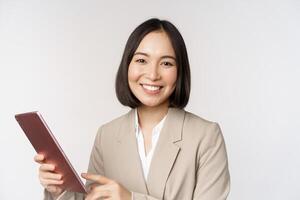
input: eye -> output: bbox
[161,61,174,67]
[135,59,147,64]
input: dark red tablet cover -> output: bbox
[15,111,87,194]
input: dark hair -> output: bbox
[115,18,191,109]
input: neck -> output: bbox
[137,101,169,129]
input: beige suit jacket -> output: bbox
[44,108,230,200]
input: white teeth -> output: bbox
[142,84,160,91]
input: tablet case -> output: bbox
[15,111,87,194]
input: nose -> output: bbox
[146,63,161,81]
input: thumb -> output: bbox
[81,173,112,185]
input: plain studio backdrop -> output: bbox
[0,0,299,199]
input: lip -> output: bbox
[140,83,163,95]
[140,83,162,87]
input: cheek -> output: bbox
[164,69,177,88]
[128,65,141,82]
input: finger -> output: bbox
[85,192,110,200]
[88,184,112,194]
[46,185,58,193]
[87,182,103,192]
[40,172,63,180]
[86,187,111,200]
[39,164,55,172]
[41,178,64,186]
[34,154,45,163]
[81,173,112,185]
[46,185,63,195]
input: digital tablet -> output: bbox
[15,111,87,194]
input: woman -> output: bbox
[35,18,230,200]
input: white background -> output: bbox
[0,0,299,199]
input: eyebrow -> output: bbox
[134,52,176,61]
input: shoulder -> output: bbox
[101,112,129,131]
[94,110,133,139]
[184,110,217,127]
[182,110,224,148]
[99,111,131,132]
[184,110,220,131]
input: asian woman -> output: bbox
[35,18,230,200]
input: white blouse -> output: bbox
[134,108,167,181]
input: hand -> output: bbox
[34,154,64,197]
[81,173,132,200]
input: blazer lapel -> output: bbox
[146,108,186,199]
[116,109,149,194]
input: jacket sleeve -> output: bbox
[43,126,105,200]
[192,123,231,200]
[131,192,161,200]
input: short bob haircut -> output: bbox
[115,18,191,109]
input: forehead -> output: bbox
[135,31,176,57]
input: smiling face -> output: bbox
[128,30,177,108]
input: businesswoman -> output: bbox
[35,18,230,200]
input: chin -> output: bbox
[139,98,169,108]
[140,101,161,108]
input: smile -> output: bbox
[140,84,163,94]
